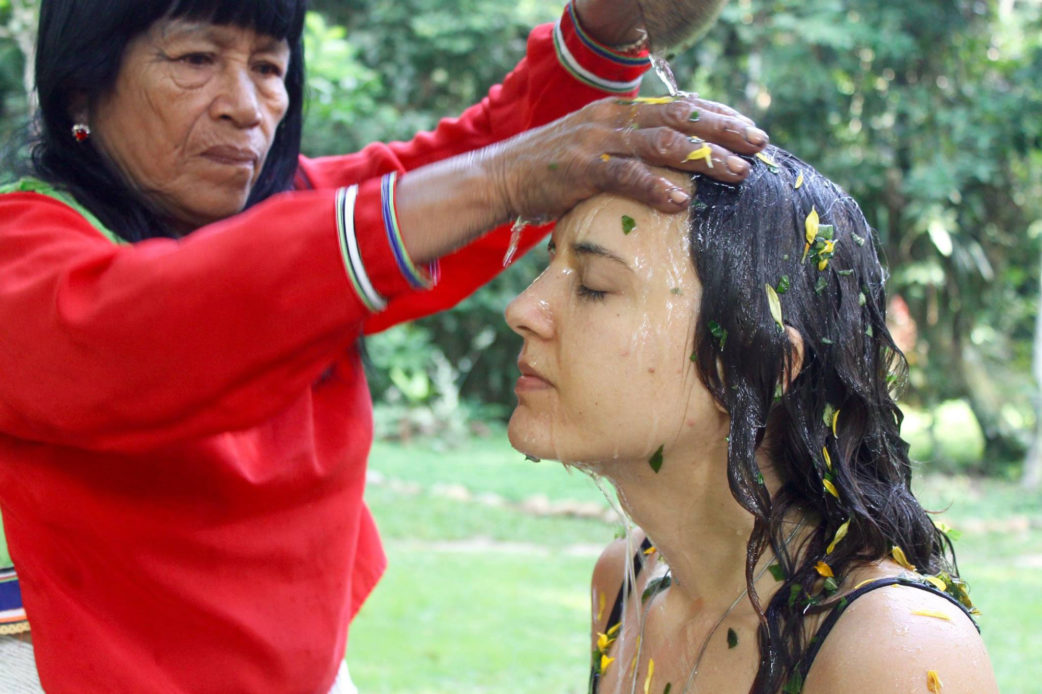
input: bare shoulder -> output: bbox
[589,530,648,637]
[803,581,998,694]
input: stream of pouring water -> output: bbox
[650,53,681,97]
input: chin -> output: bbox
[506,411,554,461]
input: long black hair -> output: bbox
[689,146,963,693]
[29,0,307,242]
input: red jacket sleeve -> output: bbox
[0,189,410,452]
[295,8,650,333]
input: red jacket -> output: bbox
[0,9,647,694]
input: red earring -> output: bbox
[71,123,91,143]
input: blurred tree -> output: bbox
[0,0,36,151]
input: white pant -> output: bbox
[0,638,357,694]
[329,661,359,694]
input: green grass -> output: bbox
[353,433,1042,694]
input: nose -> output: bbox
[211,64,262,128]
[505,272,555,340]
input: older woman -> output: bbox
[0,0,769,691]
[506,150,999,693]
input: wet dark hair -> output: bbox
[689,146,961,693]
[29,0,307,241]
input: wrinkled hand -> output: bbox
[482,93,768,222]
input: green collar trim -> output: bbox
[0,177,125,245]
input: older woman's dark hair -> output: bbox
[30,0,307,241]
[689,147,963,693]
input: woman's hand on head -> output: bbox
[482,93,768,221]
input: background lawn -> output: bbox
[351,432,1041,694]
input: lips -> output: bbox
[516,358,552,391]
[201,145,258,168]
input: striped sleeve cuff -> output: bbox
[553,2,650,94]
[335,175,437,314]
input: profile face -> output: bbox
[89,19,291,231]
[505,172,730,468]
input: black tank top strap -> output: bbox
[589,536,654,694]
[795,575,979,685]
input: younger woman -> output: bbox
[506,148,998,693]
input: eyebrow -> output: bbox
[571,241,632,270]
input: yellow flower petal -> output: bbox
[756,151,779,168]
[643,658,655,694]
[684,143,714,167]
[814,561,834,578]
[600,153,612,162]
[831,409,840,437]
[818,258,829,271]
[924,575,947,591]
[643,545,657,556]
[927,669,943,693]
[597,591,606,622]
[795,172,804,189]
[912,609,952,621]
[826,519,850,554]
[631,96,679,105]
[805,207,820,246]
[822,446,832,470]
[601,654,616,672]
[891,545,916,571]
[607,622,622,637]
[766,284,784,330]
[824,478,840,499]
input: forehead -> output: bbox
[556,175,696,271]
[147,18,289,51]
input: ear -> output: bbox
[780,325,804,393]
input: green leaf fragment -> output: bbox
[814,276,827,294]
[836,269,854,276]
[782,671,804,694]
[766,284,784,330]
[670,287,682,295]
[822,403,836,427]
[851,233,865,247]
[775,275,791,294]
[622,215,637,235]
[663,685,672,694]
[548,161,560,171]
[768,563,786,581]
[649,444,665,473]
[788,583,803,608]
[858,292,867,306]
[818,224,835,240]
[727,628,738,649]
[708,320,728,351]
[823,576,839,593]
[642,574,672,603]
[821,338,834,345]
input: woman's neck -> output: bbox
[598,442,782,614]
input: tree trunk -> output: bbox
[1023,250,1042,489]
